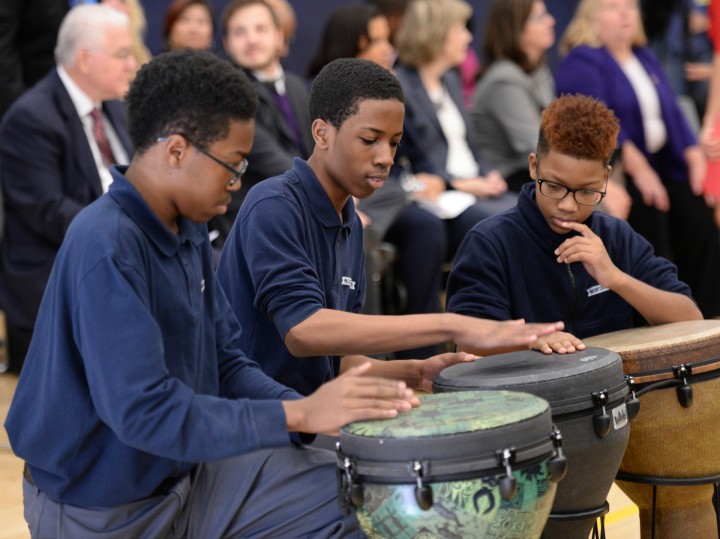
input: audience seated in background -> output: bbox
[472,0,556,194]
[162,0,214,51]
[212,0,312,248]
[0,5,135,374]
[0,0,69,119]
[556,0,720,319]
[307,2,448,359]
[392,0,517,257]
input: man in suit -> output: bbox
[212,0,313,247]
[0,4,135,373]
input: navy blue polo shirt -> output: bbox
[5,167,298,507]
[217,158,365,396]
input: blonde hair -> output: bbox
[125,0,152,69]
[560,0,647,56]
[395,0,472,67]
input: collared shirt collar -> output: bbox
[57,65,101,118]
[293,158,356,230]
[252,64,286,95]
[107,166,207,257]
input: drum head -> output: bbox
[584,320,720,378]
[433,347,626,414]
[339,390,551,465]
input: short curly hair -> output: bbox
[309,58,403,129]
[538,94,619,165]
[125,49,258,154]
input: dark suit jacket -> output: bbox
[393,63,493,185]
[0,68,133,330]
[209,69,313,246]
[0,0,69,118]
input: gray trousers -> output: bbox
[23,445,363,538]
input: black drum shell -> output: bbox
[433,347,630,538]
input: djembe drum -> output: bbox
[585,320,720,539]
[433,347,635,539]
[336,391,567,539]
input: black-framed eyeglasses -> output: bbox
[535,158,607,207]
[157,134,248,186]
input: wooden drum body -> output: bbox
[585,320,720,539]
[433,348,633,539]
[336,391,566,539]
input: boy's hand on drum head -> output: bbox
[452,317,564,356]
[531,331,586,355]
[416,352,477,393]
[282,362,419,436]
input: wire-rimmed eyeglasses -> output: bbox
[157,134,248,186]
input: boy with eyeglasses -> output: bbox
[5,50,424,538]
[446,94,702,355]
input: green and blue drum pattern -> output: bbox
[342,391,557,539]
[356,465,556,539]
[344,391,549,437]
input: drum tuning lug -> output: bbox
[592,390,612,438]
[549,427,568,483]
[411,460,433,510]
[625,376,641,421]
[626,396,641,421]
[500,475,517,501]
[672,365,694,408]
[593,412,612,438]
[498,448,517,500]
[676,383,693,408]
[350,483,364,508]
[341,457,362,507]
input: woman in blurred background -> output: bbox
[162,0,214,51]
[556,0,720,318]
[471,0,555,194]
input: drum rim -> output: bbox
[336,435,556,482]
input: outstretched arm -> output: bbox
[285,308,563,359]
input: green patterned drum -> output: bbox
[336,391,566,539]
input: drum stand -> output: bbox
[543,501,609,539]
[615,471,720,539]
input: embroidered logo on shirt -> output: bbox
[587,284,609,297]
[200,279,205,293]
[341,276,356,290]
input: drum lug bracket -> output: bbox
[625,376,641,422]
[549,426,568,483]
[496,448,518,500]
[411,460,434,510]
[340,456,364,510]
[672,364,694,408]
[592,390,612,438]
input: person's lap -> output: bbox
[24,445,362,539]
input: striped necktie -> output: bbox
[90,108,115,167]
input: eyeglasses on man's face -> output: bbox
[535,158,607,206]
[157,134,248,186]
